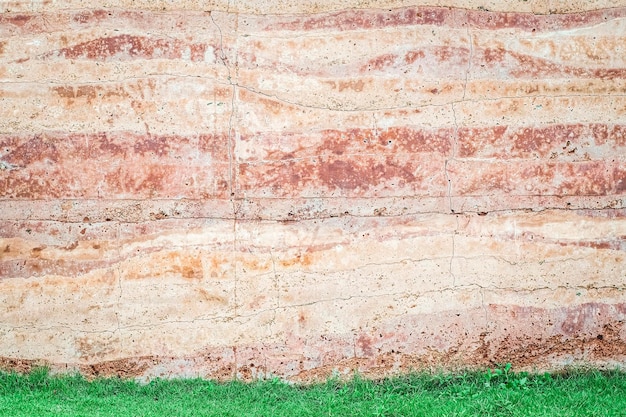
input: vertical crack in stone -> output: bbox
[233,346,238,379]
[231,13,239,322]
[114,222,123,358]
[446,102,459,213]
[229,86,238,318]
[265,249,278,372]
[372,112,379,138]
[444,159,453,213]
[513,219,521,261]
[210,13,231,82]
[210,12,235,200]
[450,214,458,287]
[269,248,280,311]
[462,26,473,101]
[211,11,239,318]
[445,24,471,216]
[263,345,268,379]
[480,287,488,326]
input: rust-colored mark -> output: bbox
[76,336,118,362]
[457,124,626,160]
[470,160,616,196]
[72,9,110,24]
[53,85,98,105]
[197,287,227,304]
[165,252,203,280]
[249,126,452,162]
[266,7,449,31]
[481,48,626,79]
[1,134,63,166]
[0,258,71,278]
[199,133,230,155]
[614,166,626,194]
[239,153,444,197]
[558,161,612,196]
[51,83,136,108]
[555,239,625,251]
[404,50,425,64]
[149,211,168,220]
[320,158,414,191]
[279,252,314,268]
[133,135,175,157]
[361,53,397,72]
[63,241,79,251]
[0,131,230,199]
[561,303,599,335]
[0,14,35,28]
[264,6,626,33]
[482,47,506,66]
[361,46,469,72]
[47,34,213,62]
[30,246,45,256]
[123,252,204,280]
[356,334,374,357]
[336,80,365,92]
[238,125,450,197]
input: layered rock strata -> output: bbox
[1,1,625,380]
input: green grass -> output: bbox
[1,365,625,416]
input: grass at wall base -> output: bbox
[1,365,625,416]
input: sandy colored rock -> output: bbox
[0,2,625,380]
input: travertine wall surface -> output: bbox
[1,0,625,380]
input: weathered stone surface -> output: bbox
[0,1,625,380]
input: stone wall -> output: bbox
[1,0,625,380]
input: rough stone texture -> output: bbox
[0,1,625,381]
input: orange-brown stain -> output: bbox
[165,252,203,280]
[197,287,227,304]
[53,85,97,104]
[336,80,365,92]
[124,252,204,280]
[279,252,314,268]
[63,241,79,251]
[30,246,45,257]
[404,50,425,64]
[361,53,397,72]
